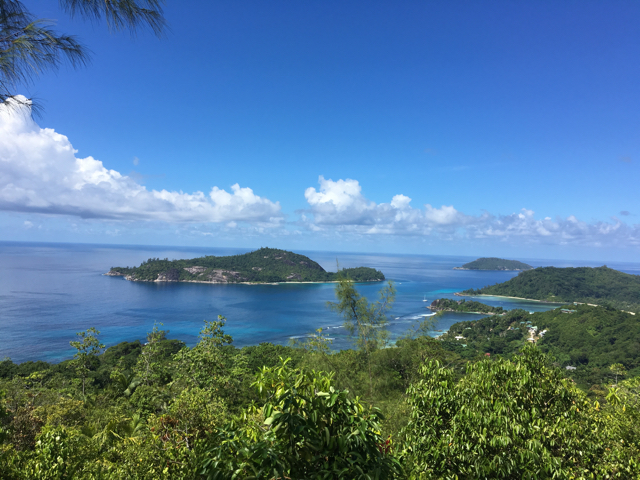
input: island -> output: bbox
[429,298,505,315]
[105,247,385,284]
[454,257,533,271]
[458,266,640,313]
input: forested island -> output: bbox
[106,247,384,284]
[454,257,533,270]
[459,265,640,312]
[428,298,505,315]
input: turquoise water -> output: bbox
[2,241,639,363]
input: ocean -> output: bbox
[2,241,639,363]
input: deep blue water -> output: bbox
[2,241,639,363]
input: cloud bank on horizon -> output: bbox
[1,98,638,249]
[0,98,282,225]
[303,176,639,247]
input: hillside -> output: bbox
[440,304,640,388]
[106,247,385,284]
[454,257,533,270]
[460,266,640,312]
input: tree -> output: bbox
[0,0,166,105]
[328,275,395,394]
[402,345,606,478]
[69,327,104,397]
[134,321,168,386]
[610,363,627,386]
[201,358,402,479]
[173,316,242,395]
[289,327,333,355]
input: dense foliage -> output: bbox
[402,345,639,479]
[455,257,533,270]
[461,265,640,312]
[2,281,640,478]
[440,304,640,389]
[108,247,385,283]
[429,298,505,314]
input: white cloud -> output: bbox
[304,176,469,235]
[303,176,640,247]
[0,97,282,224]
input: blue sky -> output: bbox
[1,0,639,261]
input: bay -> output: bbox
[2,241,639,363]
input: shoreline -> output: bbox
[454,292,565,303]
[452,267,530,271]
[430,309,502,316]
[103,273,382,286]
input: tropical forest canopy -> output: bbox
[455,257,533,270]
[462,265,640,312]
[108,247,385,283]
[440,303,640,388]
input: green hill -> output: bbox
[106,247,384,284]
[460,266,640,312]
[440,304,640,387]
[454,257,533,270]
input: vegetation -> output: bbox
[461,265,640,312]
[108,247,385,283]
[429,298,505,314]
[455,257,533,270]
[440,304,640,388]
[402,345,639,478]
[0,0,165,105]
[2,281,640,478]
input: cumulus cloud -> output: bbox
[0,98,282,224]
[304,176,465,234]
[304,176,471,235]
[303,176,640,247]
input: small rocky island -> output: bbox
[454,257,533,271]
[106,247,385,284]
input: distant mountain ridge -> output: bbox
[454,257,533,271]
[460,266,640,313]
[106,247,385,284]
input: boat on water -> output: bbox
[423,295,428,302]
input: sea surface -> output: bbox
[2,241,640,363]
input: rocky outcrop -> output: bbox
[204,269,246,283]
[184,266,207,275]
[104,270,125,276]
[155,268,181,282]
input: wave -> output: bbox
[400,313,437,320]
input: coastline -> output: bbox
[103,272,382,285]
[452,267,529,271]
[430,308,501,316]
[455,292,569,304]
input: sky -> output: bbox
[1,0,639,261]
